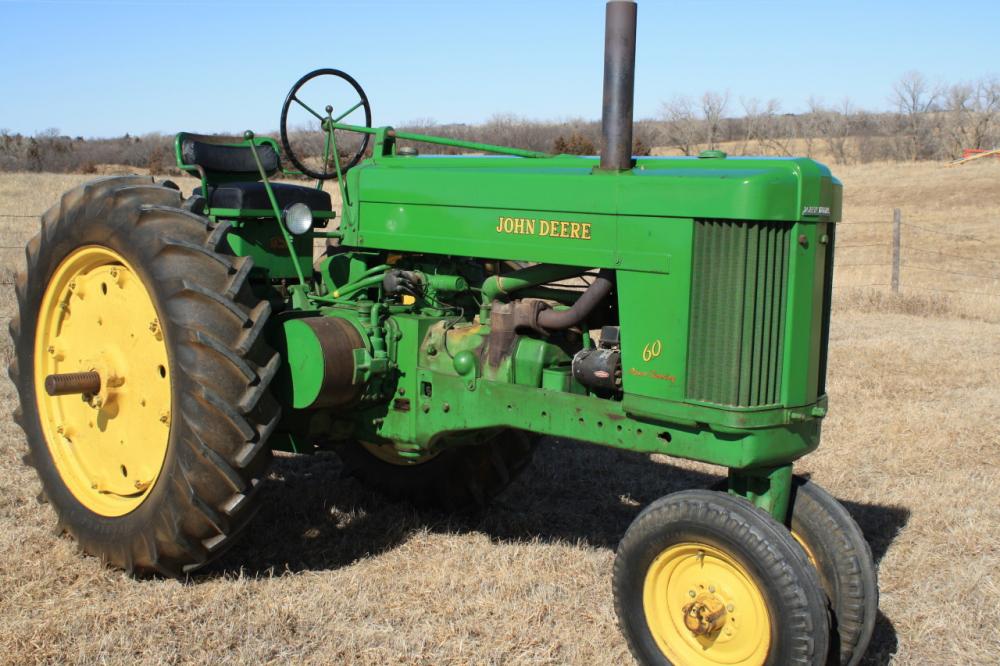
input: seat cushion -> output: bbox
[181,135,279,178]
[195,182,333,212]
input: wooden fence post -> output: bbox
[891,208,901,294]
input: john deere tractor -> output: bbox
[9,2,877,664]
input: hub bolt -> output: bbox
[45,371,101,397]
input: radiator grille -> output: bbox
[687,219,791,407]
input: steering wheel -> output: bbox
[279,68,372,181]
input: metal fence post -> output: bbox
[891,208,901,293]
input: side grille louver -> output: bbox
[687,219,791,408]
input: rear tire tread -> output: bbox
[8,176,279,577]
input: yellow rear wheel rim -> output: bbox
[643,543,771,666]
[34,246,172,517]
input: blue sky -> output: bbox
[1,0,997,138]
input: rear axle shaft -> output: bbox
[44,371,101,396]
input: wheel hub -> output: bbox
[643,543,771,665]
[682,591,728,636]
[34,246,172,516]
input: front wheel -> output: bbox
[789,478,878,666]
[613,489,830,666]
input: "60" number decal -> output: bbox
[642,339,663,362]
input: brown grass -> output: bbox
[1,162,999,664]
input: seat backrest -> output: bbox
[175,132,281,182]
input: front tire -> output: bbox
[789,478,878,666]
[9,176,280,576]
[613,489,830,666]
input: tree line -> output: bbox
[2,72,997,173]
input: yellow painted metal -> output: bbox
[34,246,172,517]
[792,530,819,568]
[643,543,771,666]
[360,440,439,466]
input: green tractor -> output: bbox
[9,2,876,664]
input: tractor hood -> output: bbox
[352,153,842,224]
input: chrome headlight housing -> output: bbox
[283,203,313,235]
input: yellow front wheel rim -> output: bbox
[792,530,819,568]
[643,543,771,666]
[34,246,172,517]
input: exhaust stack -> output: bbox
[600,0,637,171]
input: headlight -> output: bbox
[283,203,313,235]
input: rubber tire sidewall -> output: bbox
[789,478,878,666]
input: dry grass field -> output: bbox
[1,161,998,665]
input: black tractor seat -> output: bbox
[194,182,332,212]
[176,132,333,213]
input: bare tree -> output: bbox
[660,95,701,155]
[807,97,855,164]
[892,70,941,160]
[701,91,730,150]
[740,97,788,155]
[941,77,1000,157]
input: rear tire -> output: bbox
[334,429,534,510]
[9,176,280,576]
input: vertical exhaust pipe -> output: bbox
[600,0,637,171]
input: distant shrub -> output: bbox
[553,133,596,155]
[146,146,165,175]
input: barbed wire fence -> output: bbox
[834,207,999,297]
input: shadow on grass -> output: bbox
[203,437,908,663]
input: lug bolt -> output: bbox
[708,586,715,593]
[56,425,65,435]
[47,345,55,356]
[442,403,450,413]
[727,604,734,612]
[421,404,430,413]
[688,590,696,598]
[159,411,169,424]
